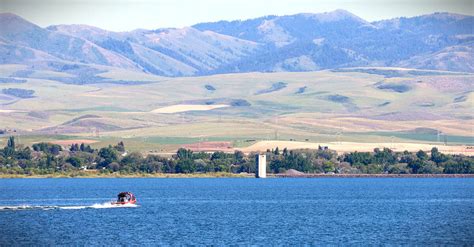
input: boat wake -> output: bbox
[61,203,138,210]
[0,205,58,211]
[0,203,138,211]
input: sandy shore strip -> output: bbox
[274,173,474,178]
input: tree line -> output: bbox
[0,137,472,175]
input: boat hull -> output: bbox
[111,199,136,205]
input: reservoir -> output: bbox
[0,178,473,245]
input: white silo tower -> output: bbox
[256,154,267,178]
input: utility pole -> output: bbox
[336,131,342,144]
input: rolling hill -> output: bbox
[0,10,473,152]
[0,10,473,82]
[0,64,472,152]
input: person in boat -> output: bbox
[115,192,136,204]
[118,192,128,202]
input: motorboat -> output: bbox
[111,192,137,205]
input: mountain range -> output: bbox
[1,10,473,81]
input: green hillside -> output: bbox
[0,64,472,151]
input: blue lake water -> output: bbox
[0,178,473,245]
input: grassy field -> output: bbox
[0,64,472,153]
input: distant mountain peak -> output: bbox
[310,9,368,23]
[0,12,41,31]
[0,12,25,20]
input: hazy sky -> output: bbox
[1,0,473,31]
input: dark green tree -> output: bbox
[430,147,447,164]
[70,143,79,152]
[98,147,118,167]
[120,152,143,172]
[234,150,244,164]
[416,150,428,160]
[16,147,32,160]
[50,145,61,155]
[66,156,82,168]
[408,159,424,174]
[175,159,195,173]
[7,136,15,151]
[114,141,125,152]
[177,148,193,160]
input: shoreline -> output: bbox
[273,173,474,178]
[1,173,473,178]
[0,172,253,179]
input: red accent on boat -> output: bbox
[112,192,137,205]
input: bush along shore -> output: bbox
[0,137,473,177]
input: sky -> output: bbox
[1,0,473,31]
